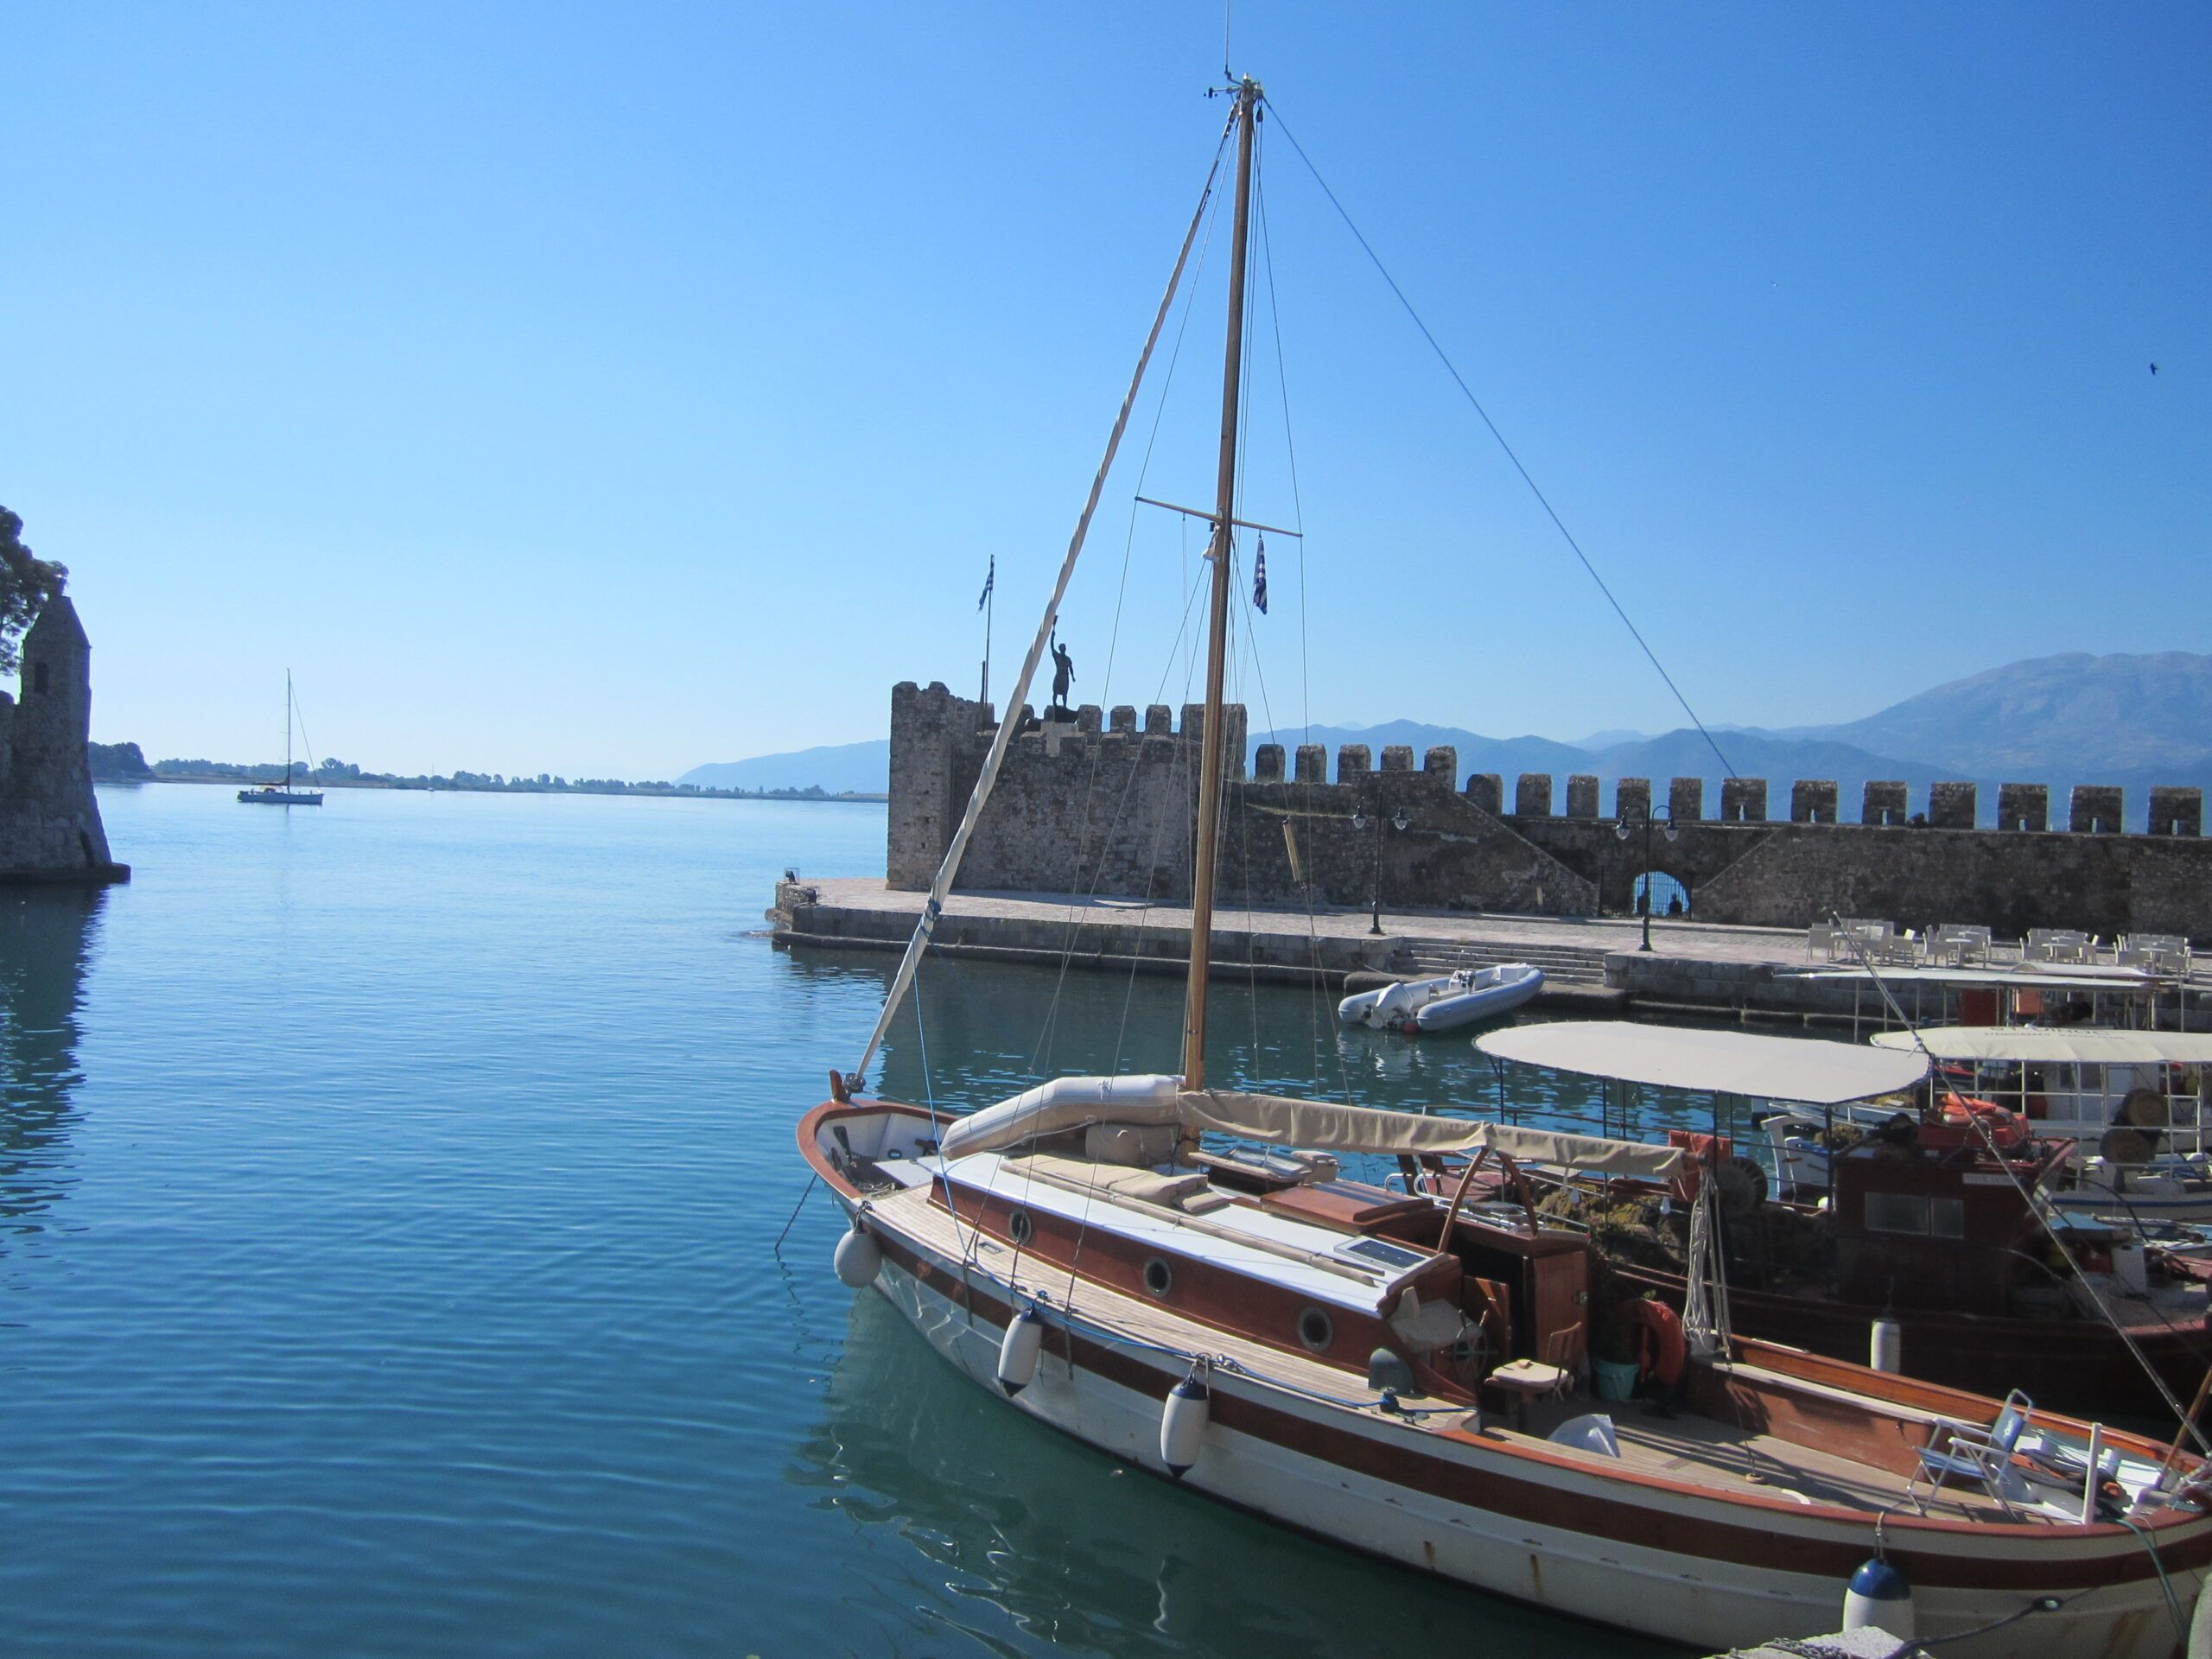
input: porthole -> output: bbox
[1297,1306,1334,1353]
[1143,1257,1174,1298]
[1008,1208,1035,1246]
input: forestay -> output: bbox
[1478,1020,1928,1104]
[849,139,1228,1088]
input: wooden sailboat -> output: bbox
[237,670,324,806]
[798,79,2212,1655]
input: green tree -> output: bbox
[0,507,69,677]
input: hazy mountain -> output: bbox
[1786,652,2212,778]
[1587,730,1956,793]
[1247,721,1590,779]
[679,740,889,795]
[1571,728,1655,750]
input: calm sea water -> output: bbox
[0,783,1691,1658]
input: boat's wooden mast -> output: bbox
[1180,78,1257,1092]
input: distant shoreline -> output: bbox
[111,773,887,804]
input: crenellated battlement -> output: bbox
[885,678,2212,938]
[1431,771,2203,837]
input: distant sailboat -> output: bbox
[237,671,324,806]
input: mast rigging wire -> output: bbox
[1261,98,1740,785]
[850,124,1233,1087]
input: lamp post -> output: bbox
[1615,802,1680,952]
[1351,805,1409,936]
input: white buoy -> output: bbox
[1842,1556,1915,1637]
[997,1308,1046,1395]
[1160,1376,1210,1478]
[833,1220,882,1289]
[1869,1317,1903,1375]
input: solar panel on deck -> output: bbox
[1340,1237,1429,1271]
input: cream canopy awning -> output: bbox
[937,1072,1682,1179]
[1477,1021,1929,1105]
[1787,965,2160,992]
[1179,1090,1682,1179]
[1867,1028,2212,1065]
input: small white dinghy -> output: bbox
[1338,963,1545,1033]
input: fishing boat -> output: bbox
[237,670,324,806]
[798,79,2212,1655]
[1337,962,1544,1033]
[1866,1028,2212,1223]
[1742,1027,2212,1223]
[1477,1021,2212,1421]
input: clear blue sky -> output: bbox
[3,3,2204,779]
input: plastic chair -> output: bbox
[1910,1390,2033,1516]
[1487,1330,1578,1429]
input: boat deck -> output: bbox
[1510,1395,2002,1516]
[875,1179,2078,1525]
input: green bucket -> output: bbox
[1592,1357,1640,1402]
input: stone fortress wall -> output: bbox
[887,680,2211,941]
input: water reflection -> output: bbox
[795,1291,1675,1659]
[0,887,101,1236]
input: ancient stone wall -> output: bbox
[0,598,122,881]
[885,683,2212,939]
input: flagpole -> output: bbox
[980,559,994,710]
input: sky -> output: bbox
[3,3,2205,779]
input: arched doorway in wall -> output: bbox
[1635,871,1692,918]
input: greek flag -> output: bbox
[1252,538,1268,614]
[977,556,994,611]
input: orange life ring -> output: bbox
[1939,1092,2028,1149]
[1625,1300,1687,1388]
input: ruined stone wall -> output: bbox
[884,682,2212,939]
[0,597,122,881]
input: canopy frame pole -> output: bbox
[1436,1148,1491,1249]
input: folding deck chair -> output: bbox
[1909,1390,2034,1517]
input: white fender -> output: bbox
[1869,1317,1903,1375]
[997,1308,1046,1396]
[833,1221,882,1289]
[1841,1557,1914,1638]
[1160,1376,1210,1478]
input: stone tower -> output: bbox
[0,596,124,880]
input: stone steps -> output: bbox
[1393,937,1611,986]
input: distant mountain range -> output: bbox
[1782,652,2212,778]
[678,740,890,797]
[688,652,2212,824]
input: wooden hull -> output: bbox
[802,1100,2211,1657]
[1613,1261,2212,1421]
